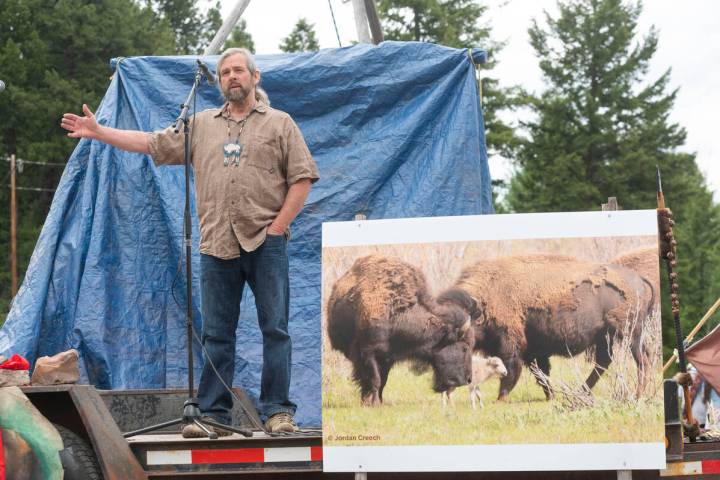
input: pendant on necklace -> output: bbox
[223,142,243,167]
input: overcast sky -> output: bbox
[217,0,719,198]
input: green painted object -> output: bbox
[0,387,63,479]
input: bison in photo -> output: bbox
[611,247,660,288]
[439,254,656,401]
[326,255,476,406]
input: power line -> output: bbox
[328,0,343,47]
[1,155,61,192]
[2,156,65,167]
[6,185,56,192]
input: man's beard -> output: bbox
[223,84,250,103]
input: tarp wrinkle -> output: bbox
[0,41,491,426]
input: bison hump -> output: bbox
[327,255,431,332]
[610,247,660,288]
[455,255,605,338]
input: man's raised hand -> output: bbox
[59,104,151,154]
[61,104,100,139]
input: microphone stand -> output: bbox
[123,60,251,439]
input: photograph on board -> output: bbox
[321,211,665,472]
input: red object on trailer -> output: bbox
[0,354,30,371]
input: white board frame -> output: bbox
[321,210,665,472]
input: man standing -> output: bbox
[61,48,319,436]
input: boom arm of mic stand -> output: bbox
[174,69,204,134]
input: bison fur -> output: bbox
[443,254,656,401]
[327,255,476,406]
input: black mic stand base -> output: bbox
[122,397,253,439]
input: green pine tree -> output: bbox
[145,0,222,54]
[223,19,256,53]
[0,0,176,324]
[379,0,489,46]
[279,18,320,53]
[200,2,223,52]
[506,0,720,359]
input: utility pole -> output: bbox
[10,154,17,296]
[363,0,384,44]
[351,0,383,45]
[204,0,252,55]
[351,0,372,44]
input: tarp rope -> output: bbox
[328,0,343,48]
[467,48,483,105]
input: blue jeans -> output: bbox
[197,234,296,424]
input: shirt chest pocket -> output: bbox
[244,138,284,179]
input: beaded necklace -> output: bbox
[222,103,254,167]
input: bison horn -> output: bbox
[461,318,472,333]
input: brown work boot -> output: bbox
[265,412,298,433]
[181,417,233,438]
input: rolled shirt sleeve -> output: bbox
[283,117,320,185]
[148,122,192,167]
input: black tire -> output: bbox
[54,423,103,480]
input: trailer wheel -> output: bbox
[54,423,103,480]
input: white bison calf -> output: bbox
[442,355,507,409]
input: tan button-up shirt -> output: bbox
[148,101,319,259]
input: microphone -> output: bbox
[197,60,216,85]
[0,80,5,93]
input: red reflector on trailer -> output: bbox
[311,446,323,461]
[147,446,321,466]
[192,448,264,464]
[702,460,720,474]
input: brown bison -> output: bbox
[438,254,656,401]
[326,255,476,406]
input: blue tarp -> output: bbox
[0,41,492,426]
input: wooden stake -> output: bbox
[656,167,697,432]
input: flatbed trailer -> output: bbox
[18,380,720,479]
[20,384,322,479]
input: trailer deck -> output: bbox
[20,382,720,479]
[20,384,322,479]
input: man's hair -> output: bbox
[216,47,270,105]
